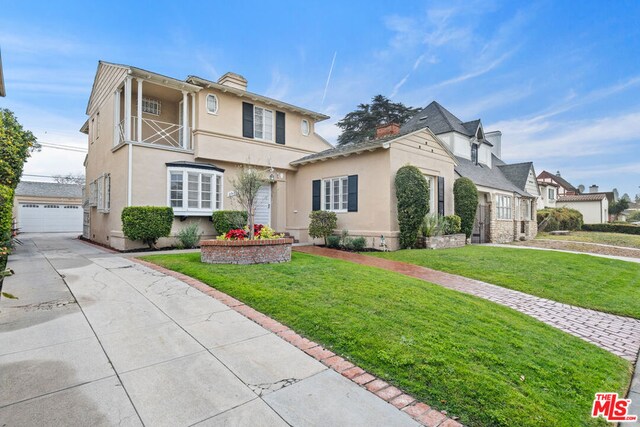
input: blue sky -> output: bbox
[1,0,639,197]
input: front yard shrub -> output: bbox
[537,207,583,231]
[454,178,478,238]
[176,223,201,249]
[122,206,174,248]
[0,109,39,189]
[627,211,640,223]
[582,223,640,235]
[421,213,442,237]
[212,210,248,235]
[395,165,429,248]
[0,184,14,244]
[350,236,367,251]
[308,211,338,245]
[443,215,462,234]
[326,235,341,248]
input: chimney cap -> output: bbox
[217,72,248,90]
[556,170,561,176]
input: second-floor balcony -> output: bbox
[113,75,198,151]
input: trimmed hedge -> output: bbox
[212,210,248,235]
[122,206,174,248]
[395,165,430,249]
[582,223,640,235]
[537,207,583,231]
[0,184,13,245]
[454,178,478,238]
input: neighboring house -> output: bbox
[12,181,83,233]
[557,193,609,224]
[82,61,457,250]
[400,101,539,243]
[0,47,5,97]
[537,180,559,209]
[537,170,578,196]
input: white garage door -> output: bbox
[18,203,83,233]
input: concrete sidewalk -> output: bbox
[0,234,419,426]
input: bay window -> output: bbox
[168,168,223,215]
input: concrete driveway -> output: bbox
[0,234,418,426]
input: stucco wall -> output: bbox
[558,199,608,224]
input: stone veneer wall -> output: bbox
[201,238,293,265]
[417,234,466,249]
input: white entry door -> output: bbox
[254,184,271,226]
[18,203,83,233]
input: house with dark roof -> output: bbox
[400,101,539,243]
[537,170,578,196]
[13,181,84,233]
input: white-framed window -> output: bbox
[496,195,512,220]
[301,119,310,136]
[254,106,274,141]
[89,181,97,206]
[142,97,161,115]
[95,173,110,213]
[425,175,436,214]
[548,188,555,200]
[167,168,223,215]
[322,176,348,212]
[206,94,218,114]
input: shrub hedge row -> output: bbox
[582,223,640,235]
[0,184,13,244]
[537,207,583,231]
[121,206,174,248]
[395,165,429,249]
[212,210,248,235]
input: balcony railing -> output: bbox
[117,116,190,150]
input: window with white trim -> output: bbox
[89,182,97,206]
[322,176,348,212]
[94,173,110,213]
[206,94,218,114]
[168,168,223,214]
[548,188,555,200]
[496,195,512,220]
[254,106,273,141]
[142,97,161,115]
[301,119,310,136]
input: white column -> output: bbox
[191,92,196,131]
[113,89,120,146]
[137,79,143,142]
[182,91,189,149]
[124,76,132,141]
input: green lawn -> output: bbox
[142,252,630,427]
[368,246,640,319]
[537,231,640,249]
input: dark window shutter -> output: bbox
[242,102,254,138]
[275,111,285,145]
[438,176,445,216]
[348,175,358,212]
[312,180,321,211]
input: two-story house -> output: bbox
[82,61,457,250]
[400,101,539,243]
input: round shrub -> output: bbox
[326,235,341,248]
[395,165,429,249]
[308,211,338,245]
[454,178,478,239]
[212,210,248,235]
[537,208,583,231]
[122,206,174,248]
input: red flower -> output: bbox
[253,224,264,236]
[225,229,248,240]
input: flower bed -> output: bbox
[201,238,294,264]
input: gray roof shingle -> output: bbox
[15,181,83,199]
[400,101,475,136]
[498,162,533,190]
[455,156,534,197]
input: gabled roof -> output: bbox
[498,162,534,190]
[455,155,535,197]
[15,181,83,199]
[462,119,481,137]
[401,101,475,136]
[537,170,577,192]
[290,127,456,166]
[558,194,606,202]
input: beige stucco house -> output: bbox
[82,61,457,251]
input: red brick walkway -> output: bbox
[294,246,640,361]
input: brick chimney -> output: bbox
[589,185,599,193]
[376,123,400,139]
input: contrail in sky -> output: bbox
[321,51,337,106]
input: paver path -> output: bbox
[295,246,640,361]
[0,234,420,426]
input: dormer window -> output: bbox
[471,143,478,165]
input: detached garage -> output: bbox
[13,181,83,233]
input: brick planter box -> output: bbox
[200,238,294,265]
[416,233,466,249]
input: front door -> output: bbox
[471,204,491,243]
[254,184,271,226]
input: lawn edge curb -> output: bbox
[132,257,463,427]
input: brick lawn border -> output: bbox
[133,258,463,427]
